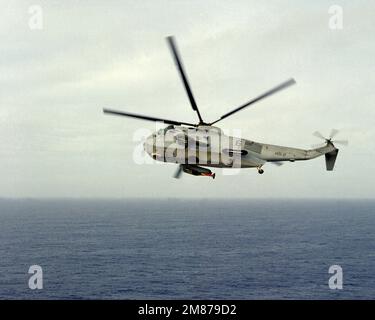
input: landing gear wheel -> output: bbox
[258,169,264,174]
[212,173,216,179]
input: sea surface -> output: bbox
[0,199,374,299]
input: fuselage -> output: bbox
[143,125,336,168]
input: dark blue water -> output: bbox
[0,199,374,299]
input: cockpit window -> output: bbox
[164,126,171,134]
[157,125,174,135]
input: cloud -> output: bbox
[0,0,374,198]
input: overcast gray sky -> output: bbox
[1,0,374,198]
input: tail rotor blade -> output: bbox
[333,139,349,146]
[329,128,339,140]
[313,131,326,140]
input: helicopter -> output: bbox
[103,36,347,179]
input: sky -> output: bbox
[0,0,374,198]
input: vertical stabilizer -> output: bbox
[325,149,339,171]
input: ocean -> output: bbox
[0,199,374,299]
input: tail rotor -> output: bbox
[312,129,348,148]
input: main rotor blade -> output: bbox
[173,165,183,179]
[313,131,326,140]
[167,36,204,124]
[210,78,296,125]
[103,108,196,126]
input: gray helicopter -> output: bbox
[104,36,347,179]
